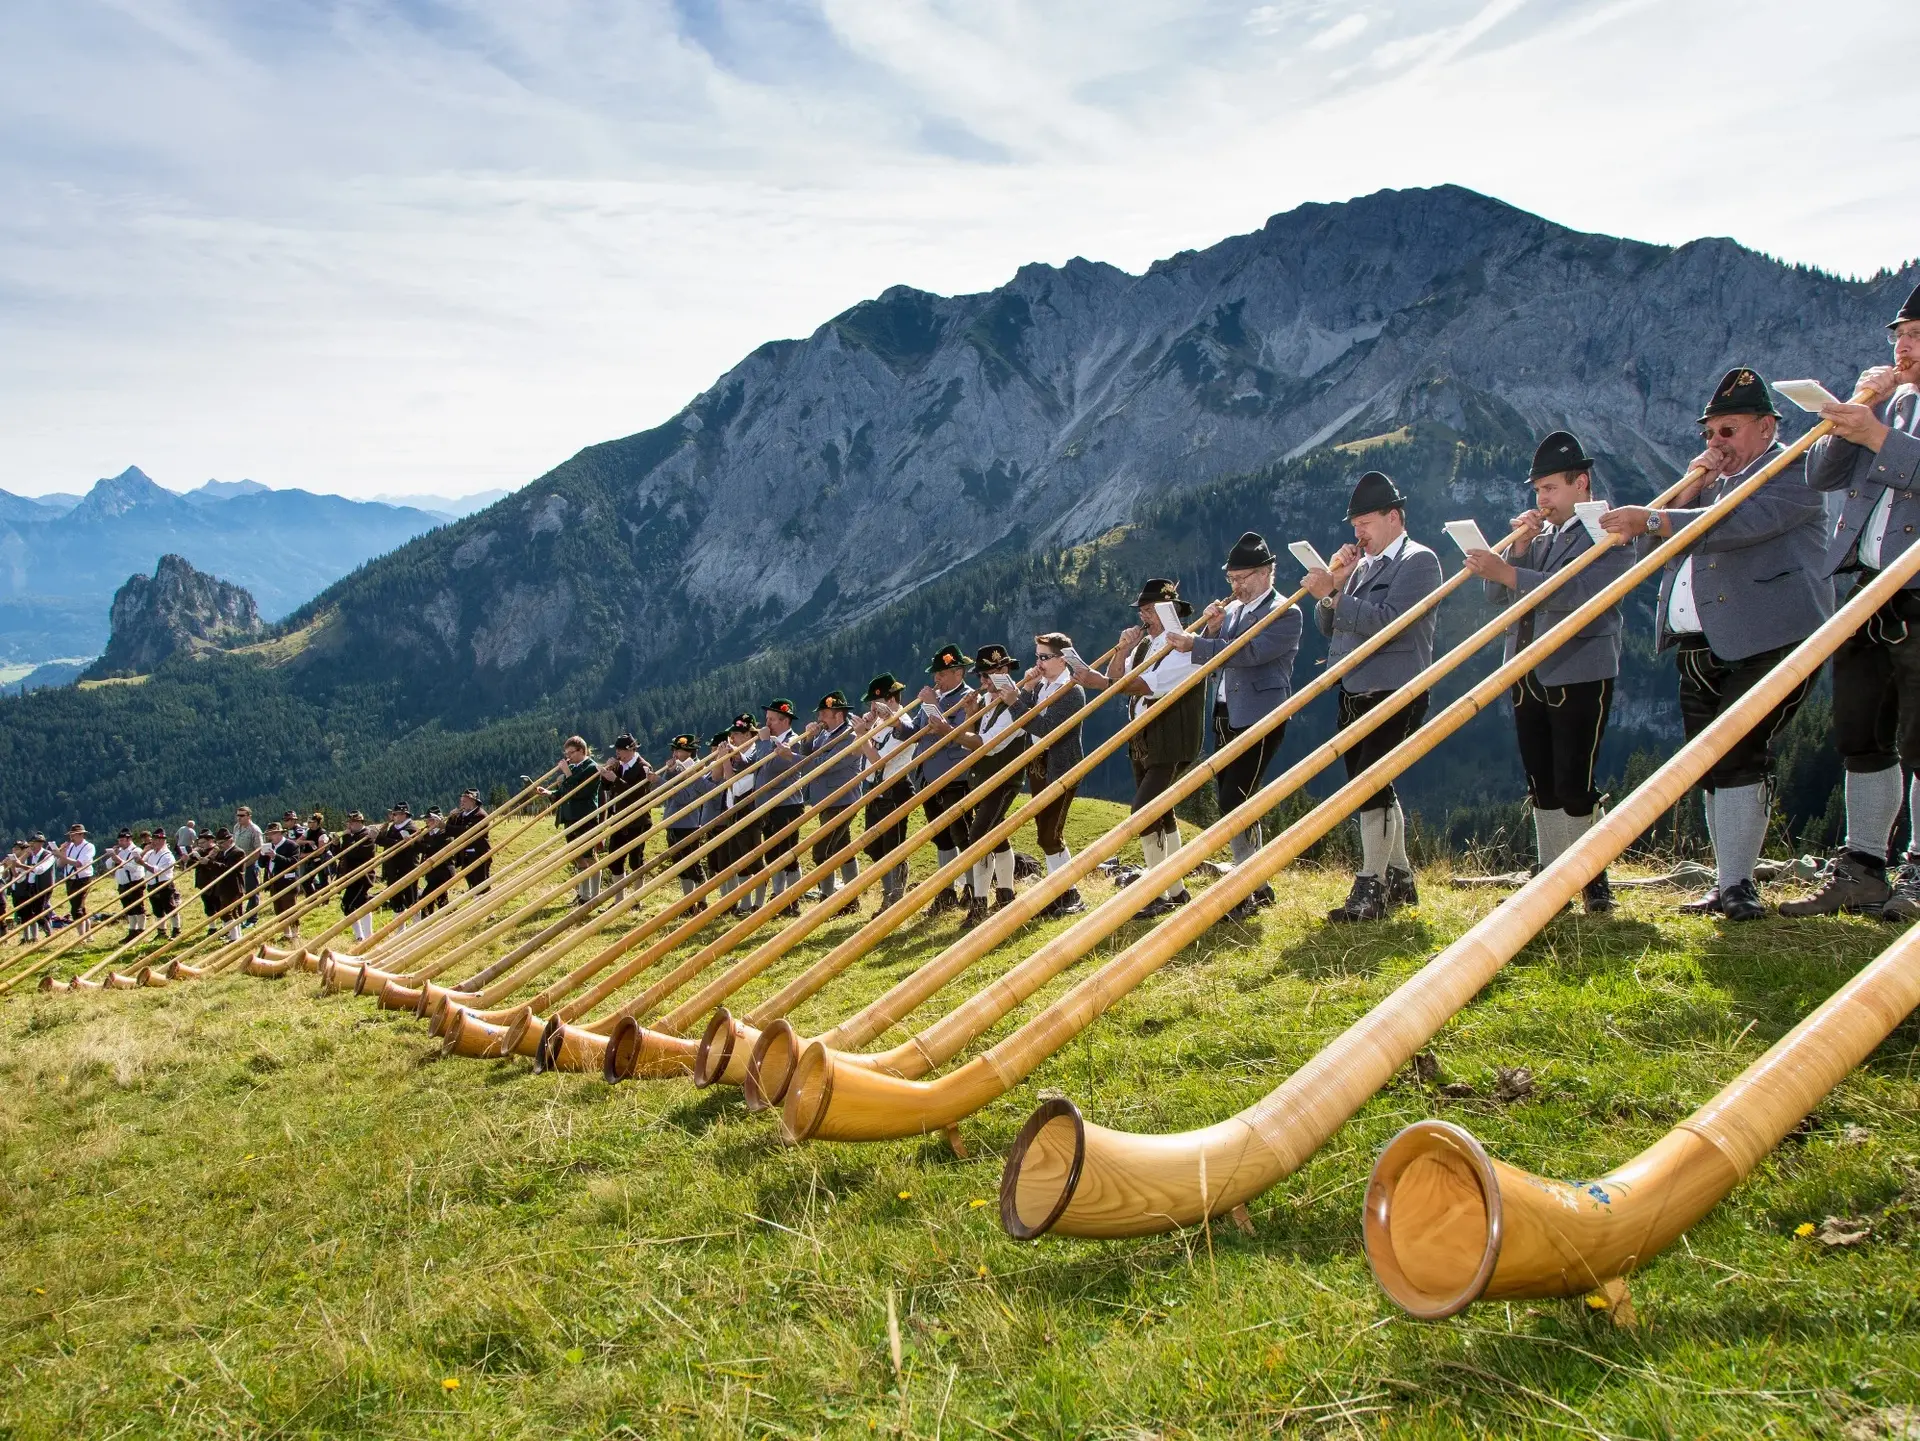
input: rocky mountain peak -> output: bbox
[84,554,265,678]
[69,466,179,522]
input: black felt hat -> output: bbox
[1131,577,1194,619]
[1346,470,1406,519]
[1528,430,1596,482]
[708,730,732,748]
[973,644,1015,672]
[816,689,851,713]
[215,827,232,841]
[346,811,365,823]
[763,698,796,718]
[729,714,757,735]
[865,673,906,701]
[389,801,410,815]
[613,732,637,750]
[926,643,972,673]
[669,733,697,752]
[1224,531,1275,570]
[461,787,480,800]
[1699,366,1780,423]
[1888,282,1920,330]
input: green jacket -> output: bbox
[553,758,602,826]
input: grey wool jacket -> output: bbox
[1483,520,1630,686]
[895,685,977,787]
[799,723,864,809]
[1810,388,1920,591]
[1187,588,1303,726]
[1650,442,1831,661]
[1314,537,1444,693]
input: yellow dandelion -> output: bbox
[976,1265,989,1279]
[897,1191,912,1200]
[32,1287,46,1296]
[441,1377,460,1391]
[1584,1294,1609,1310]
[1794,1222,1815,1237]
[968,1198,989,1209]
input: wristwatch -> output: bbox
[1644,511,1662,536]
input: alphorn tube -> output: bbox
[725,541,1513,1102]
[388,696,950,1012]
[790,438,1786,1149]
[40,845,262,992]
[1362,519,1920,1316]
[1001,409,1868,1238]
[688,587,1321,1098]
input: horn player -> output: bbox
[1600,366,1830,921]
[1161,530,1303,922]
[1303,470,1442,923]
[1781,284,1920,919]
[1462,431,1629,912]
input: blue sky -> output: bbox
[1,0,1910,500]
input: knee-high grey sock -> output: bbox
[1156,829,1185,899]
[970,857,991,900]
[1139,830,1164,882]
[1561,809,1597,867]
[680,876,697,897]
[1701,788,1718,860]
[1846,765,1902,863]
[770,870,787,898]
[1358,809,1389,879]
[1714,783,1768,889]
[840,859,858,887]
[1387,801,1411,873]
[1905,774,1920,864]
[1229,831,1253,866]
[1533,807,1568,868]
[936,847,956,881]
[1045,849,1070,874]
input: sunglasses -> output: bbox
[1698,422,1747,440]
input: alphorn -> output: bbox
[422,699,978,1051]
[998,410,1861,1238]
[336,748,721,976]
[521,637,1203,1074]
[327,745,738,995]
[782,449,1732,1148]
[35,845,260,992]
[563,623,1240,1080]
[702,581,1339,1100]
[1361,526,1920,1317]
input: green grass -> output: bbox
[3,800,1919,1438]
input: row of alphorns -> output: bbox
[23,356,1920,1319]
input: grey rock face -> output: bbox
[87,555,266,677]
[313,184,1917,708]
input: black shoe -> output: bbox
[960,898,989,930]
[778,903,799,918]
[929,888,959,915]
[1223,895,1260,925]
[1327,874,1387,923]
[1883,862,1920,921]
[1250,884,1276,909]
[1720,878,1766,922]
[1052,887,1086,916]
[1583,872,1616,915]
[1385,866,1418,909]
[1778,851,1891,918]
[1678,887,1722,916]
[992,886,1016,911]
[1134,889,1191,920]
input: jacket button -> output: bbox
[1850,490,1858,497]
[1717,595,1725,603]
[1907,526,1915,535]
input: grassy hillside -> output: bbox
[0,425,1851,857]
[2,802,1918,1437]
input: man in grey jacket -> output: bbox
[1787,284,1920,919]
[1465,430,1630,913]
[898,644,978,913]
[1601,366,1831,921]
[1166,530,1302,922]
[799,690,864,901]
[1305,471,1442,922]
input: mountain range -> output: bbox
[0,182,1908,838]
[0,469,449,664]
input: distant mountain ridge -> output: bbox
[0,468,448,663]
[273,184,1918,723]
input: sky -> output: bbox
[1,0,1913,501]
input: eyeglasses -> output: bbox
[1892,328,1920,346]
[1699,422,1746,440]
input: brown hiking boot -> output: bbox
[1385,866,1418,909]
[1327,874,1387,923]
[992,886,1016,911]
[1778,852,1890,918]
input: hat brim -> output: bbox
[1697,402,1781,423]
[1527,455,1595,481]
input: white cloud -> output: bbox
[0,0,1914,500]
